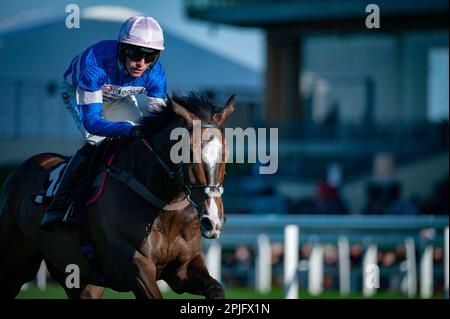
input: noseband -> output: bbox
[142,123,225,209]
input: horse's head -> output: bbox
[170,93,234,239]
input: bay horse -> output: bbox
[0,92,234,299]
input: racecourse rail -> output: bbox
[202,214,449,299]
[25,214,448,299]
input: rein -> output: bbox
[140,123,225,208]
[106,138,190,211]
[106,123,225,211]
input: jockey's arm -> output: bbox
[80,102,134,137]
[77,88,133,137]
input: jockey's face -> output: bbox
[122,44,160,77]
[125,56,152,77]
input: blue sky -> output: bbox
[0,0,264,72]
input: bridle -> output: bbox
[141,123,225,209]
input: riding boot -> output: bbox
[40,143,95,232]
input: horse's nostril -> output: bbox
[200,217,214,231]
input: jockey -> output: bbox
[41,16,173,231]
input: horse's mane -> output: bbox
[171,91,224,123]
[138,91,224,153]
[139,91,224,133]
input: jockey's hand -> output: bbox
[129,125,145,139]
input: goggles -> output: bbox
[124,45,160,64]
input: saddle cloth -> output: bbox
[31,153,116,209]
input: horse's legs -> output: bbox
[0,249,27,298]
[45,262,105,299]
[0,253,43,299]
[185,254,225,299]
[65,284,105,299]
[164,254,224,299]
[131,251,163,299]
[0,209,44,298]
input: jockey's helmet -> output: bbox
[117,16,164,67]
[118,16,164,50]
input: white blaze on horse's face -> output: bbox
[200,135,224,238]
[202,137,222,170]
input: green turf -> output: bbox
[16,284,445,299]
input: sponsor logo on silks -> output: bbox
[101,85,146,99]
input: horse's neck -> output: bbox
[144,141,179,202]
[148,119,186,200]
[115,137,180,203]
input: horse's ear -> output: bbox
[169,97,196,127]
[213,94,235,127]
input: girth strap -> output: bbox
[106,165,190,211]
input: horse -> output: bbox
[0,92,235,299]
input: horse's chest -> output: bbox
[162,236,194,269]
[152,238,194,279]
[166,236,196,263]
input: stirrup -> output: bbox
[62,202,78,226]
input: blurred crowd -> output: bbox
[225,152,448,216]
[219,240,446,295]
[288,174,448,215]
